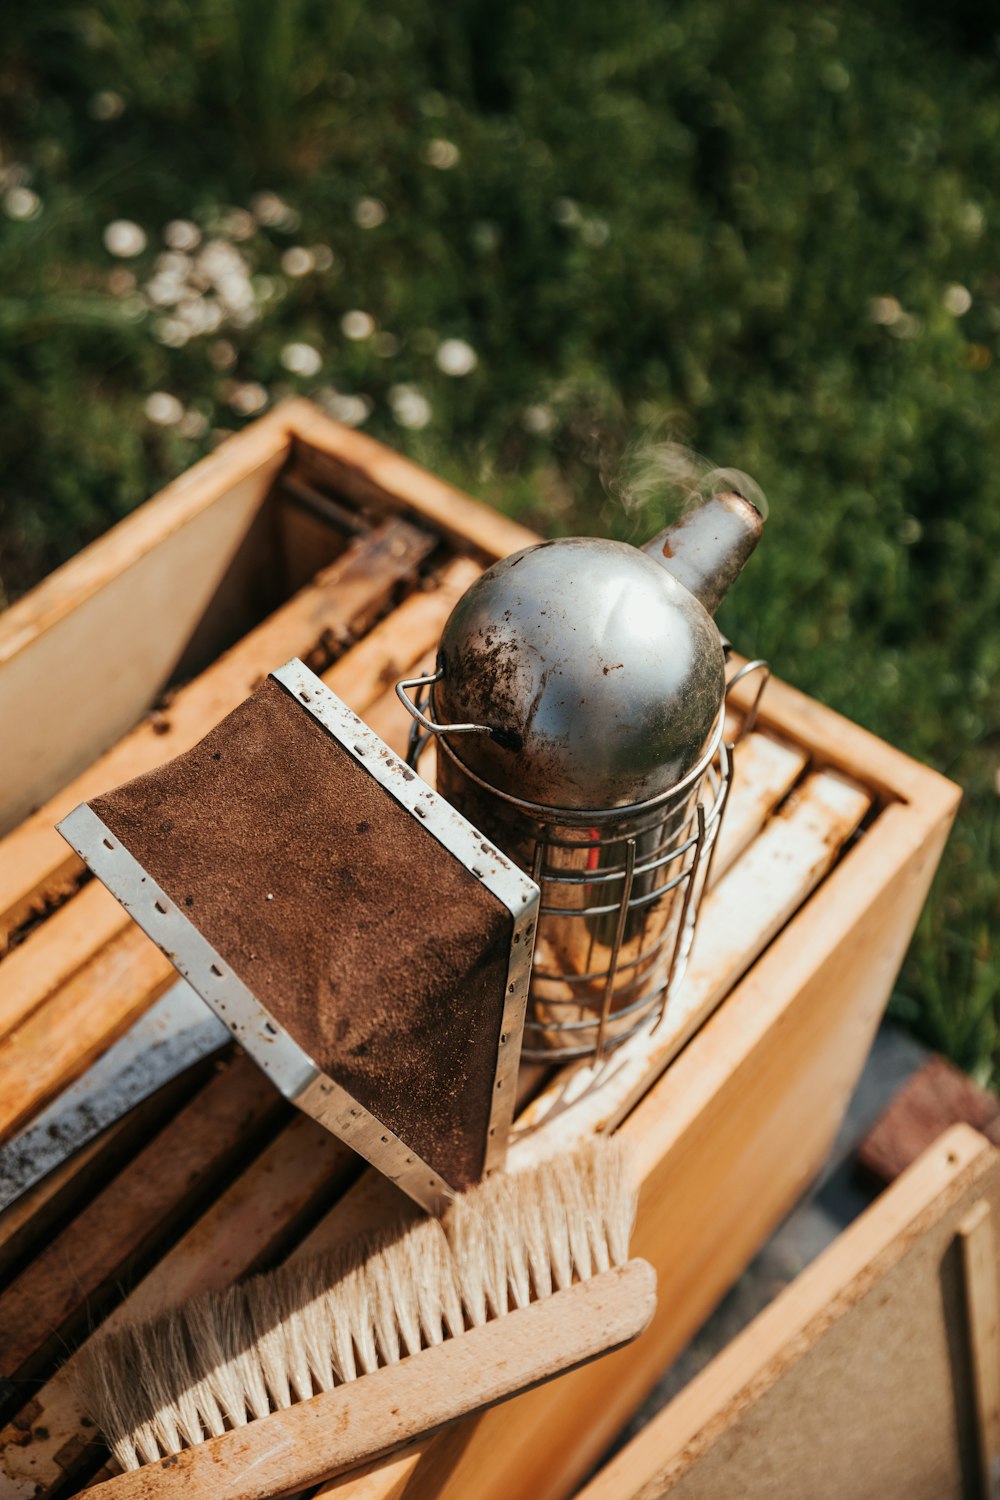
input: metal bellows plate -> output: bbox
[57,659,539,1213]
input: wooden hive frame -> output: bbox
[0,399,960,1500]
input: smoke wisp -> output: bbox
[608,436,767,522]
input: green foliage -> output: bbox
[2,1,999,1074]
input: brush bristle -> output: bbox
[75,1137,636,1472]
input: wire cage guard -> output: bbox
[399,658,769,1063]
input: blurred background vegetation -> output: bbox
[2,2,998,1076]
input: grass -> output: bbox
[2,1,999,1076]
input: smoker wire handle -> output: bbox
[724,658,770,745]
[395,670,494,738]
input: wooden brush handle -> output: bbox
[86,1259,656,1500]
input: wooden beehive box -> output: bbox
[0,400,960,1500]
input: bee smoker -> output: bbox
[397,493,766,1062]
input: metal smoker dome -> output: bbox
[433,537,727,811]
[397,489,765,1063]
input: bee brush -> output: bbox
[76,1138,655,1500]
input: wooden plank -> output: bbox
[0,1063,213,1286]
[0,927,179,1146]
[0,518,434,950]
[711,730,807,881]
[0,1119,136,1287]
[859,1055,1000,1184]
[321,557,478,709]
[579,1126,998,1500]
[960,1200,1000,1499]
[0,1114,360,1497]
[509,770,871,1157]
[289,413,539,566]
[0,1055,282,1389]
[275,493,353,595]
[726,652,959,813]
[295,1167,418,1262]
[0,884,123,1043]
[363,648,437,754]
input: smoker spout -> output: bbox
[642,491,763,616]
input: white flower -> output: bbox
[281,246,314,277]
[90,90,125,121]
[228,304,260,329]
[228,382,269,415]
[199,300,223,333]
[164,219,201,251]
[144,275,183,308]
[551,197,581,226]
[581,218,610,247]
[353,197,387,229]
[961,202,985,237]
[869,295,902,326]
[215,270,254,312]
[436,338,478,377]
[312,244,337,271]
[943,283,972,316]
[889,312,922,340]
[198,238,247,280]
[389,384,432,430]
[155,251,192,277]
[177,298,218,335]
[316,390,373,426]
[218,209,256,241]
[178,408,209,438]
[341,309,375,340]
[153,318,189,347]
[250,191,290,226]
[0,162,28,191]
[522,404,555,434]
[281,341,322,376]
[251,275,282,303]
[104,220,147,257]
[422,138,460,169]
[5,187,42,221]
[144,391,184,426]
[208,339,238,370]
